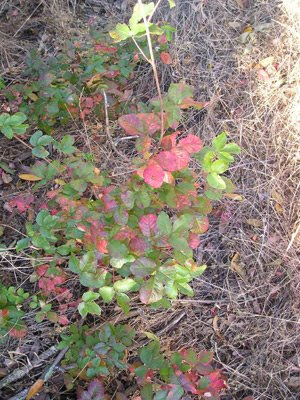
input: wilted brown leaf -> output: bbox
[26,379,44,400]
[246,218,263,227]
[230,252,247,281]
[19,174,42,181]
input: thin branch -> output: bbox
[132,37,150,63]
[147,0,164,23]
[102,90,129,161]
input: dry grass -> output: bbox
[148,0,300,398]
[0,0,299,399]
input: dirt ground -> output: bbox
[0,0,299,399]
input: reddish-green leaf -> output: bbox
[161,132,178,150]
[94,43,118,53]
[191,216,209,234]
[129,237,151,255]
[198,351,214,364]
[119,113,161,136]
[140,277,163,304]
[130,257,156,277]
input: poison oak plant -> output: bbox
[0,1,240,398]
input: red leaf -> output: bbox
[58,315,70,326]
[143,160,165,188]
[161,132,178,150]
[175,194,191,210]
[138,214,157,237]
[114,227,134,240]
[174,368,198,394]
[257,69,270,81]
[119,113,161,136]
[158,34,167,45]
[178,134,203,154]
[94,43,118,53]
[36,264,49,277]
[101,186,117,211]
[154,151,178,172]
[95,239,108,254]
[188,233,200,249]
[10,328,27,338]
[160,52,172,65]
[84,97,94,108]
[171,147,190,169]
[0,309,9,318]
[9,194,34,213]
[203,370,226,395]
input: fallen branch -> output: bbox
[0,346,58,390]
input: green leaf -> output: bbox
[9,112,27,125]
[55,135,76,154]
[204,189,223,201]
[78,302,87,317]
[140,341,164,368]
[207,172,226,190]
[138,190,151,208]
[80,251,97,272]
[69,253,80,274]
[168,0,176,8]
[184,348,198,364]
[32,146,49,158]
[129,2,155,28]
[157,211,172,236]
[85,302,102,315]
[218,151,234,162]
[111,255,135,269]
[16,238,30,252]
[141,383,154,400]
[47,101,59,114]
[173,214,193,233]
[134,365,149,377]
[223,177,236,193]
[116,292,130,313]
[114,278,138,293]
[108,240,128,258]
[168,82,193,105]
[223,142,241,154]
[37,134,53,146]
[82,291,100,302]
[177,282,194,296]
[30,130,43,146]
[1,124,14,139]
[169,235,191,255]
[110,23,132,42]
[99,286,115,303]
[212,132,227,151]
[210,159,228,174]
